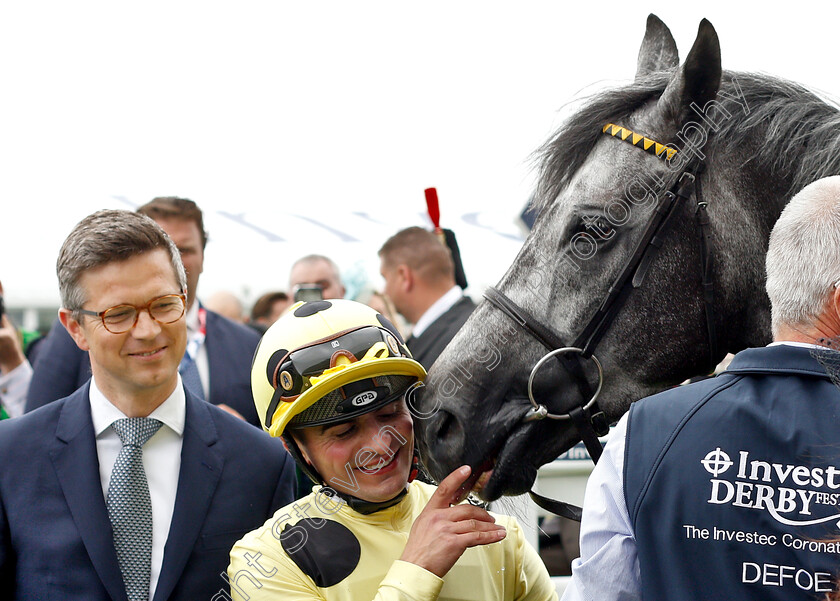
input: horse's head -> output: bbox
[416,15,778,499]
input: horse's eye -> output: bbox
[576,215,616,240]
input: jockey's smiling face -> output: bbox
[291,399,414,503]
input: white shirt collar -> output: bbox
[411,286,464,338]
[89,376,186,437]
[768,341,827,350]
[185,300,200,334]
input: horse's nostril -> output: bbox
[433,410,464,449]
[436,411,453,440]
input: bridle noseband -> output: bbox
[483,122,718,521]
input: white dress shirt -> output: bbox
[411,285,464,338]
[90,377,186,600]
[0,360,33,418]
[185,301,210,399]
[561,413,636,601]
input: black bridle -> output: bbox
[483,124,718,521]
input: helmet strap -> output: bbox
[407,445,421,483]
[282,434,324,489]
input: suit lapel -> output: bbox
[407,327,434,364]
[408,297,475,366]
[49,384,128,601]
[408,301,459,360]
[154,391,223,601]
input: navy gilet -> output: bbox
[624,345,840,600]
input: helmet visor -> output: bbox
[266,325,406,427]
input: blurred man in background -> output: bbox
[289,254,346,300]
[205,290,246,323]
[379,226,475,369]
[248,291,292,334]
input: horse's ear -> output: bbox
[636,14,679,79]
[657,18,722,123]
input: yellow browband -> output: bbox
[602,123,677,161]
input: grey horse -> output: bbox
[414,14,840,501]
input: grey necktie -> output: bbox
[107,417,163,601]
[179,353,205,401]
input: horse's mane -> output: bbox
[533,70,840,210]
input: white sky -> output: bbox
[2,1,837,310]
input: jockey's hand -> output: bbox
[400,465,506,578]
[0,315,26,375]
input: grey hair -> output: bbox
[766,176,840,336]
[57,209,188,311]
[290,254,343,281]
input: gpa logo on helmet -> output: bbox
[351,390,379,407]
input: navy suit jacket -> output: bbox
[26,309,263,426]
[406,296,476,370]
[0,383,295,600]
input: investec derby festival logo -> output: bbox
[701,447,840,526]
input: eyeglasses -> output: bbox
[77,293,187,334]
[266,326,405,425]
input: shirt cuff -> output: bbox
[379,560,444,601]
[0,360,33,418]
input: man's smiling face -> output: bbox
[62,248,187,408]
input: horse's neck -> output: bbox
[705,136,790,353]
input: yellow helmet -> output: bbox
[252,299,426,438]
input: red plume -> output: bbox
[424,187,441,233]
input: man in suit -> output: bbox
[379,226,475,369]
[0,209,296,600]
[26,197,263,427]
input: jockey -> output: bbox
[229,299,557,601]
